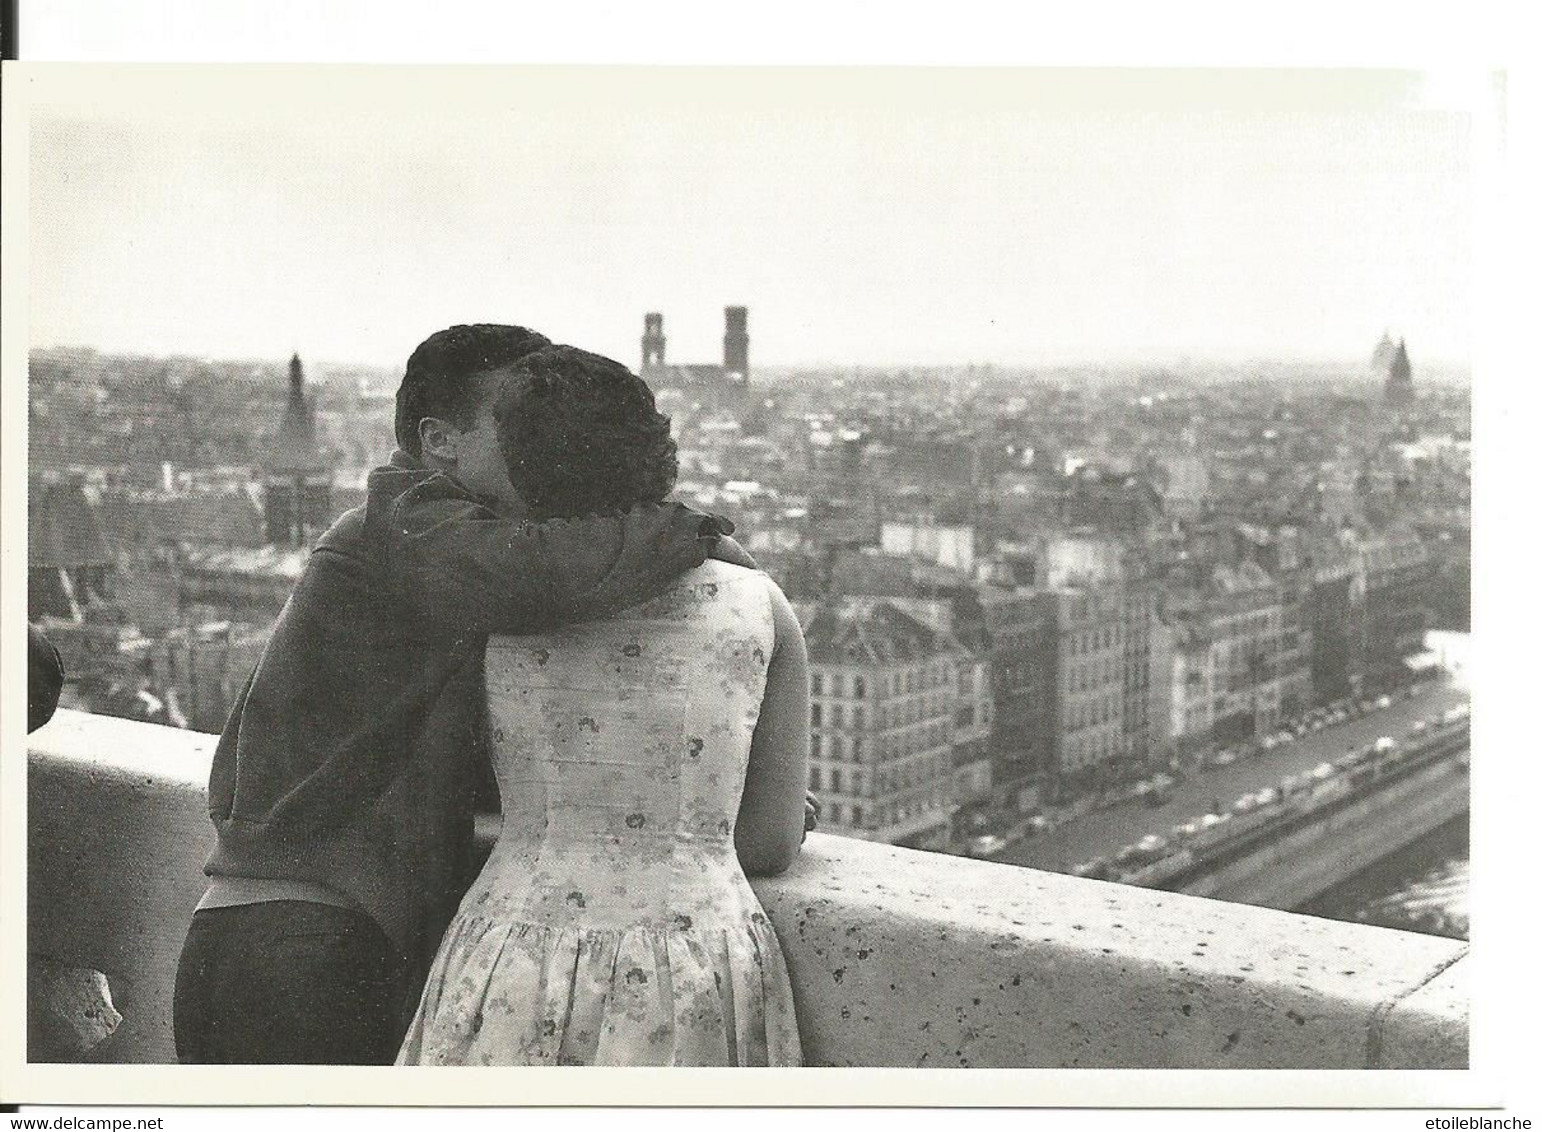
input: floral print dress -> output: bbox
[397,560,802,1066]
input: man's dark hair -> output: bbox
[498,345,679,521]
[395,324,552,457]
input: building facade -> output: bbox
[803,601,960,850]
[1357,526,1433,691]
[1033,586,1127,787]
[1307,542,1366,706]
[1167,561,1312,753]
[979,589,1040,803]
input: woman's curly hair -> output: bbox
[497,344,679,521]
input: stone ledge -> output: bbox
[756,833,1468,1067]
[27,710,1468,1068]
[1372,958,1468,1070]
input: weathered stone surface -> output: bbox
[1374,958,1469,1069]
[28,959,122,1058]
[28,711,216,1064]
[29,711,1469,1068]
[750,834,1468,1068]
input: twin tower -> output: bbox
[640,306,749,385]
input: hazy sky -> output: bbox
[26,68,1477,370]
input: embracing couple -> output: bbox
[172,325,812,1066]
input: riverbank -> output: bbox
[1299,813,1470,940]
[993,677,1471,875]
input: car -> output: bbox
[967,835,1008,858]
[1072,857,1114,880]
[1375,694,1393,710]
[1373,736,1397,753]
[1260,734,1278,751]
[1212,749,1238,767]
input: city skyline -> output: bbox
[25,67,1479,372]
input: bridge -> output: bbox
[19,709,1467,1100]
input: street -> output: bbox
[994,677,1472,874]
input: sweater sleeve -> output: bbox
[383,479,723,639]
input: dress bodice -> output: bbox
[468,559,776,928]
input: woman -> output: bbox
[397,345,809,1066]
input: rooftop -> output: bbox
[804,600,961,666]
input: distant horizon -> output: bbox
[28,337,1473,383]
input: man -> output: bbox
[27,624,65,733]
[173,324,748,1064]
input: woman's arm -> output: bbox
[735,578,811,877]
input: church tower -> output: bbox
[262,353,334,547]
[723,305,749,386]
[1371,330,1397,374]
[1385,338,1414,408]
[641,312,666,374]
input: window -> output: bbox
[851,805,864,827]
[811,673,824,695]
[829,803,843,825]
[810,766,822,790]
[811,703,822,726]
[832,704,845,728]
[852,706,864,729]
[854,676,866,699]
[831,768,843,792]
[811,734,822,756]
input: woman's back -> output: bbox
[476,558,774,925]
[397,559,803,1066]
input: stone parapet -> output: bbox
[26,711,1466,1068]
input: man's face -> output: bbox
[446,372,525,514]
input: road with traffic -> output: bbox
[994,677,1472,875]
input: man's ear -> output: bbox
[418,417,458,465]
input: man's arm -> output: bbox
[384,477,725,639]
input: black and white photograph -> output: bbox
[0,35,1523,1115]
